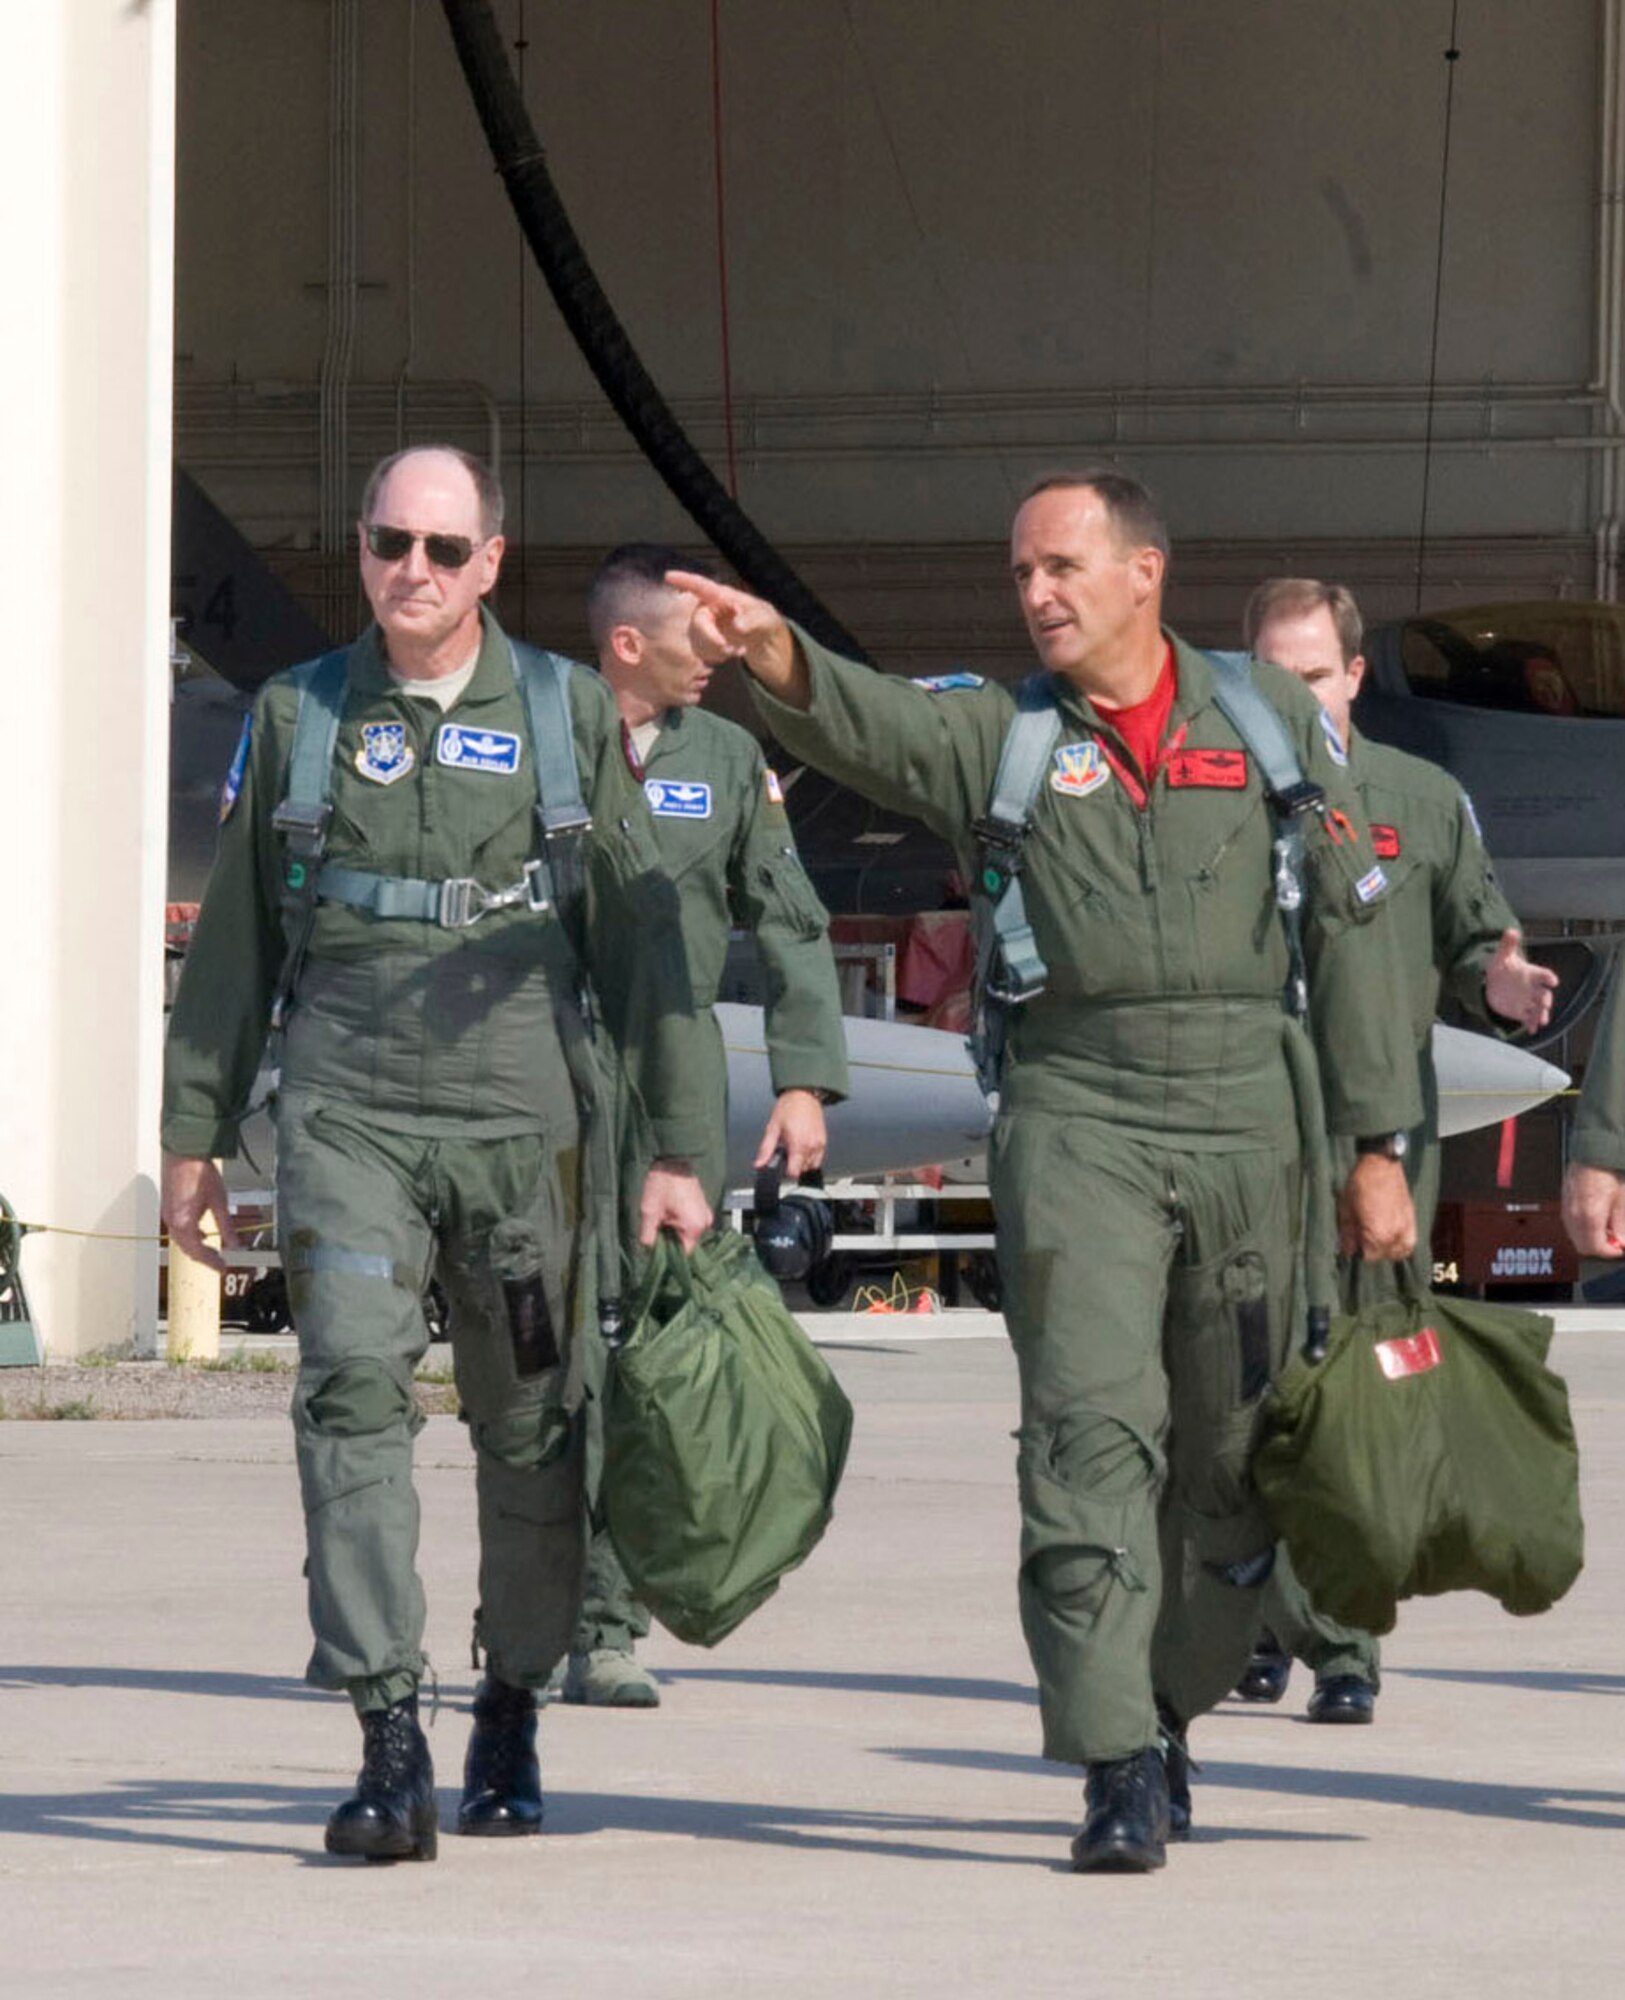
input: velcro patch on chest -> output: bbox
[1355,864,1389,904]
[1165,747,1247,789]
[436,723,522,774]
[1370,823,1401,859]
[356,721,415,785]
[646,777,713,819]
[1050,740,1110,798]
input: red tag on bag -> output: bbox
[1374,1326,1443,1380]
[1166,747,1248,789]
[1371,823,1401,859]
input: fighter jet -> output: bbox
[1356,598,1625,926]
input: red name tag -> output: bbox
[1374,1326,1443,1379]
[1371,823,1401,859]
[1166,748,1247,789]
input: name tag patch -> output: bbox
[437,723,522,774]
[646,778,713,819]
[1166,747,1247,790]
[1355,864,1389,904]
[1318,707,1349,767]
[912,672,985,693]
[1371,823,1401,860]
[356,722,415,786]
[1050,740,1110,799]
[1374,1326,1442,1380]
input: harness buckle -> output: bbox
[436,877,488,929]
[271,799,333,857]
[541,803,592,840]
[1267,779,1325,821]
[521,857,553,913]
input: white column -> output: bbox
[0,3,175,1357]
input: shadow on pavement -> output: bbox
[656,1667,1037,1705]
[0,1772,1080,1870]
[1389,1666,1625,1697]
[0,1665,326,1702]
[892,1744,1625,1831]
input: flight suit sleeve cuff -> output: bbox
[766,1066,848,1104]
[160,1112,240,1160]
[1570,1130,1625,1175]
[644,1116,716,1167]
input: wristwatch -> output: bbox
[1354,1131,1410,1161]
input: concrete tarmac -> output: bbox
[2,1313,1622,1997]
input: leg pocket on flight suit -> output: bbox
[1016,1415,1160,1618]
[446,1146,583,1436]
[1164,1245,1277,1523]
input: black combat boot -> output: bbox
[325,1696,438,1862]
[1307,1673,1376,1724]
[1156,1700,1194,1840]
[1070,1747,1170,1873]
[1234,1630,1292,1703]
[458,1674,544,1836]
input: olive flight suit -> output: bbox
[750,627,1421,1765]
[163,609,710,1713]
[577,703,850,1654]
[1571,948,1625,1175]
[1262,730,1523,1689]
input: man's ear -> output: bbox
[609,622,645,669]
[1347,652,1368,702]
[477,534,506,596]
[1131,543,1165,606]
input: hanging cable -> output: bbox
[710,0,740,499]
[1416,4,1464,612]
[514,0,531,635]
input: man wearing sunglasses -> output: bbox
[161,444,713,1862]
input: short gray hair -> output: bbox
[358,445,505,541]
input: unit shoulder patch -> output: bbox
[355,721,415,786]
[1050,740,1110,799]
[1166,746,1247,790]
[646,777,713,819]
[218,714,251,823]
[1459,790,1484,840]
[436,722,522,774]
[764,767,784,805]
[911,672,986,694]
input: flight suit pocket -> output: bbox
[758,848,829,940]
[448,1153,581,1423]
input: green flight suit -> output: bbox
[1262,730,1522,1688]
[163,610,710,1712]
[1572,951,1625,1173]
[578,703,850,1652]
[751,626,1421,1765]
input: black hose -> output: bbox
[437,0,872,664]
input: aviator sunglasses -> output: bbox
[364,522,487,570]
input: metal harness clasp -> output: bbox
[436,860,553,930]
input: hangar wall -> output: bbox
[175,0,1613,669]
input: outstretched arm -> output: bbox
[666,571,810,707]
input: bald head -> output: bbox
[360,445,505,543]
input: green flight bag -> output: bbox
[601,1230,854,1646]
[1253,1275,1583,1635]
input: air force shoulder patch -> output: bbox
[218,713,251,823]
[646,778,713,819]
[912,672,985,693]
[1050,740,1109,799]
[436,723,522,774]
[356,721,414,785]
